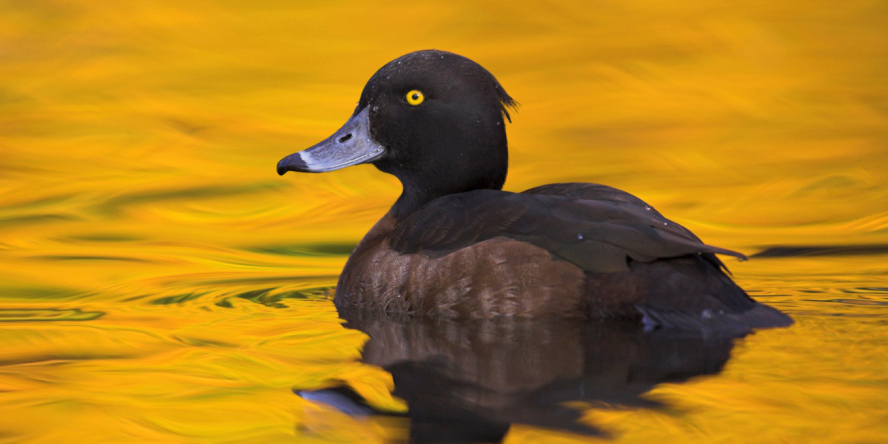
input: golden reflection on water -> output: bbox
[1,0,887,442]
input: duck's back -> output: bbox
[335,183,791,333]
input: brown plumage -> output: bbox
[336,212,588,318]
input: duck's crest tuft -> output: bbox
[497,87,519,123]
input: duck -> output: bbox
[277,50,792,332]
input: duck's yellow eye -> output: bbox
[406,90,424,106]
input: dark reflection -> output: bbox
[300,310,743,443]
[753,244,888,257]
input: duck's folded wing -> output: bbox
[523,182,705,242]
[521,182,738,274]
[389,187,744,274]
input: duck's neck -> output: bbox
[389,169,507,221]
[377,123,510,221]
[391,181,433,221]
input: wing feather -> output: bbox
[389,184,745,274]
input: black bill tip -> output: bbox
[277,153,307,176]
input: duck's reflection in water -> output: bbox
[299,310,742,443]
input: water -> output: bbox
[1,0,887,442]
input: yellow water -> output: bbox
[1,0,887,442]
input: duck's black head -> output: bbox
[278,50,516,220]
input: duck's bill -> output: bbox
[277,107,385,175]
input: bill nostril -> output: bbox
[338,133,353,143]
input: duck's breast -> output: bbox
[335,232,588,319]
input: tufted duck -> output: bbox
[277,50,792,332]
